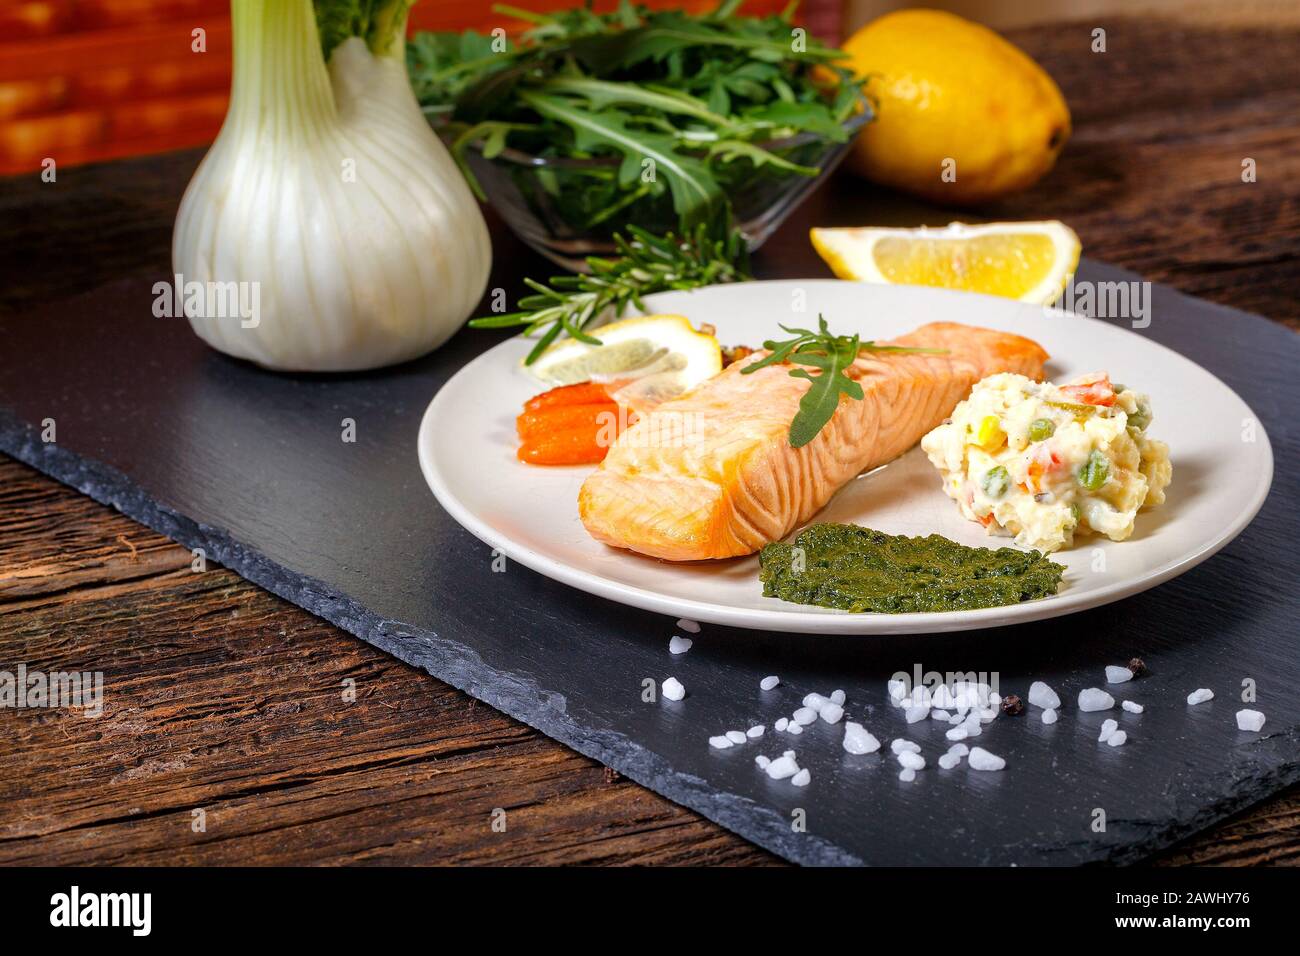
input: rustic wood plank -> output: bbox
[0,468,191,600]
[998,17,1300,329]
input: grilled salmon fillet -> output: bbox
[579,322,1048,561]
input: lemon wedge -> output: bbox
[810,221,1081,305]
[527,313,722,409]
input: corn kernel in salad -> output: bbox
[920,372,1172,553]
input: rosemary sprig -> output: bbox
[468,223,751,364]
[743,315,945,447]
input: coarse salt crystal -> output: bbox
[1078,688,1115,712]
[765,755,799,779]
[747,725,765,738]
[1105,665,1132,684]
[1122,700,1144,714]
[1106,730,1127,747]
[931,709,951,721]
[891,738,921,754]
[755,754,770,769]
[946,727,968,741]
[956,683,995,710]
[968,747,1006,771]
[760,675,780,691]
[931,685,957,709]
[938,752,961,770]
[819,703,845,724]
[726,730,747,745]
[843,722,881,755]
[897,751,925,771]
[662,678,685,702]
[791,768,811,787]
[947,743,969,757]
[830,689,846,706]
[787,722,803,735]
[775,717,789,732]
[1028,681,1061,710]
[1187,688,1214,706]
[803,693,830,710]
[899,768,916,782]
[888,679,907,702]
[708,735,732,749]
[792,706,818,726]
[904,704,930,724]
[1098,718,1118,743]
[668,635,693,655]
[1042,708,1058,724]
[675,618,700,633]
[1236,709,1266,732]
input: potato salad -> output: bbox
[921,372,1172,553]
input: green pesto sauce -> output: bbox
[759,524,1064,614]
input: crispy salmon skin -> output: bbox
[578,322,1048,561]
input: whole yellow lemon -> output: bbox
[842,10,1071,205]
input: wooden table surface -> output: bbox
[3,14,1299,866]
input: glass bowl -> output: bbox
[446,111,870,273]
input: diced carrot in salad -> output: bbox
[1025,442,1062,493]
[1058,372,1116,407]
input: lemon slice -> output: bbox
[527,313,722,409]
[810,221,1081,305]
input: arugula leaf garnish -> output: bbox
[742,315,945,447]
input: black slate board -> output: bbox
[2,259,1297,866]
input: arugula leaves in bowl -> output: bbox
[408,1,870,267]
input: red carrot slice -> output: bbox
[518,427,611,465]
[516,402,622,440]
[523,381,612,412]
[517,381,639,464]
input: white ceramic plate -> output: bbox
[418,281,1273,634]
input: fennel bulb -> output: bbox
[173,0,491,371]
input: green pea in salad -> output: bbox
[922,372,1172,553]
